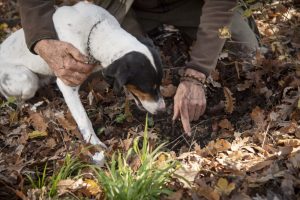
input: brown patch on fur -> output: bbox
[126,84,155,102]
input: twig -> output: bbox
[262,123,270,148]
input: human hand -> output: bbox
[34,39,95,86]
[172,68,207,135]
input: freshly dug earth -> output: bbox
[1,1,300,199]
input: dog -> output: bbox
[0,2,165,164]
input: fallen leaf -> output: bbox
[160,84,177,97]
[56,112,77,131]
[218,26,231,39]
[231,137,249,151]
[278,139,300,147]
[237,81,253,91]
[250,106,265,129]
[249,159,273,172]
[231,193,252,200]
[122,138,133,151]
[46,138,57,148]
[289,152,300,168]
[224,87,235,113]
[167,189,183,200]
[215,178,235,196]
[83,179,101,196]
[57,178,86,196]
[196,180,220,200]
[29,112,48,131]
[218,119,234,130]
[175,152,203,188]
[214,139,231,152]
[28,131,48,139]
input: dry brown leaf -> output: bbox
[231,137,249,151]
[28,130,48,139]
[56,112,77,131]
[122,138,133,151]
[215,178,235,196]
[175,152,203,188]
[83,179,101,196]
[29,112,48,131]
[231,193,252,200]
[237,81,253,92]
[196,180,220,200]
[278,139,300,147]
[201,139,231,156]
[9,111,19,125]
[194,143,202,155]
[295,129,300,139]
[218,26,231,39]
[57,179,86,196]
[250,106,265,128]
[214,139,231,152]
[218,119,234,130]
[289,152,300,168]
[46,138,56,148]
[166,189,183,200]
[160,84,177,98]
[279,122,298,135]
[249,159,273,172]
[223,87,235,113]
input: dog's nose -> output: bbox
[157,98,166,112]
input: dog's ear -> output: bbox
[137,37,163,82]
[136,36,155,48]
[103,59,129,93]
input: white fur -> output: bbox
[0,2,158,164]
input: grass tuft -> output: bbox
[92,114,177,200]
[48,153,88,197]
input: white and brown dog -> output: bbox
[0,2,165,164]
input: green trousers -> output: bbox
[99,0,259,53]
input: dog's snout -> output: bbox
[157,98,166,112]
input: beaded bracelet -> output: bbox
[180,75,207,92]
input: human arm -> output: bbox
[173,0,238,134]
[18,0,95,86]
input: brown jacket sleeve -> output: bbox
[186,0,237,76]
[18,0,58,54]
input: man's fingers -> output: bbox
[66,44,88,63]
[199,95,207,116]
[194,102,203,121]
[70,61,94,74]
[194,95,205,120]
[56,69,87,86]
[61,78,77,87]
[64,55,94,73]
[180,100,191,135]
[172,100,180,121]
[188,101,196,121]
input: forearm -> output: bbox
[186,0,237,76]
[18,0,58,53]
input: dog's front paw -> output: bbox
[90,136,108,149]
[92,151,105,166]
[80,128,107,149]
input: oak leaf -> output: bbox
[215,178,235,196]
[223,87,235,113]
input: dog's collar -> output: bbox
[87,20,102,65]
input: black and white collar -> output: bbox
[87,20,102,65]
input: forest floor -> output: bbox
[0,1,300,200]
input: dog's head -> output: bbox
[103,38,165,114]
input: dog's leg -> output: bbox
[56,79,106,165]
[0,63,39,100]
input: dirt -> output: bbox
[1,1,300,200]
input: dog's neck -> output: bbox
[87,20,156,69]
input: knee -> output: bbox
[0,71,39,100]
